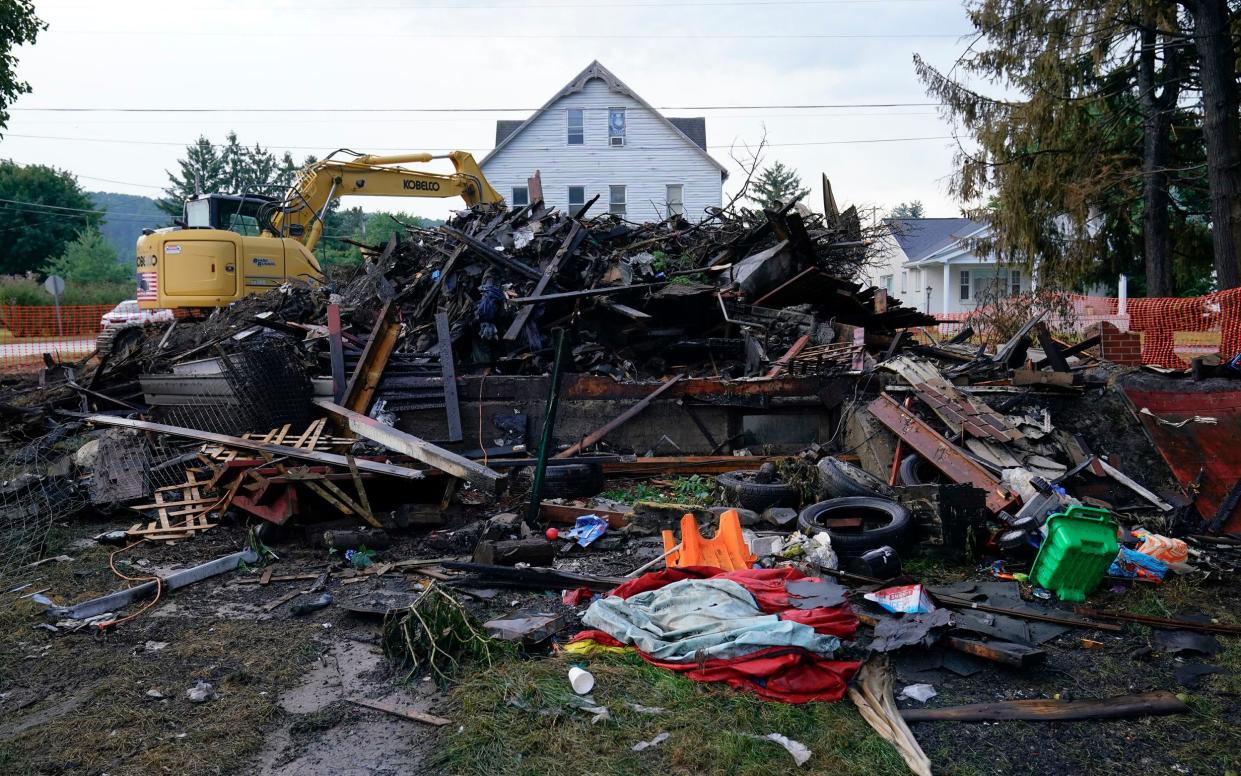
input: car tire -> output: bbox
[539,463,605,500]
[716,470,800,511]
[798,496,912,554]
[997,529,1030,552]
[816,456,896,499]
[898,454,945,487]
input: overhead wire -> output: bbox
[52,0,952,8]
[2,132,953,152]
[56,30,969,39]
[12,102,942,113]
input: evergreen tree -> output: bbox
[158,137,225,218]
[914,0,1214,294]
[745,161,810,209]
[889,201,925,219]
[158,134,315,219]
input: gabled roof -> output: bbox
[884,217,988,262]
[666,117,706,150]
[481,60,727,175]
[495,120,523,146]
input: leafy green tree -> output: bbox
[158,132,315,218]
[745,161,810,209]
[0,160,99,274]
[316,208,437,267]
[0,1,44,136]
[42,227,130,284]
[889,201,925,219]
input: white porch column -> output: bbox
[1118,274,1128,315]
[942,262,952,314]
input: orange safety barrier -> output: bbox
[0,304,113,373]
[661,510,757,571]
[925,290,1241,370]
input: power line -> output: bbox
[58,30,968,39]
[11,102,942,113]
[0,198,108,215]
[53,0,948,8]
[0,198,158,219]
[76,174,166,190]
[3,131,951,151]
[10,110,943,125]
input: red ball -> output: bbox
[545,528,559,540]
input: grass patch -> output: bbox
[600,476,726,508]
[436,652,906,776]
[288,701,349,736]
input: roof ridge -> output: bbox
[480,61,726,174]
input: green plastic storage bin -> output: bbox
[1030,505,1119,602]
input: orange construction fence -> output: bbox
[929,289,1241,369]
[0,305,113,373]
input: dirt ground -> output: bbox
[0,490,1237,775]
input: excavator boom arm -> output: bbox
[270,150,502,251]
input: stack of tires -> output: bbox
[798,457,911,556]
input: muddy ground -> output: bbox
[0,503,1236,776]
[0,407,1237,776]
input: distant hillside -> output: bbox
[89,192,168,261]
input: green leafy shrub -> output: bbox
[0,277,131,306]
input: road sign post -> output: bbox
[43,275,65,337]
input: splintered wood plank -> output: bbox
[84,416,427,481]
[291,421,316,451]
[347,697,450,726]
[129,495,219,510]
[305,419,326,451]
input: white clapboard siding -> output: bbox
[482,79,724,222]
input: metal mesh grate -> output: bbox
[149,336,315,436]
[0,435,85,576]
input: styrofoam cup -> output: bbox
[568,666,595,694]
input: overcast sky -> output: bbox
[3,0,977,222]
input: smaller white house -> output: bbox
[864,217,1033,315]
[480,61,727,222]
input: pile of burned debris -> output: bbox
[1,192,1238,775]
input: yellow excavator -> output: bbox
[100,150,503,357]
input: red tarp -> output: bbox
[1122,383,1241,533]
[570,566,861,703]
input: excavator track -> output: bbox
[95,325,148,360]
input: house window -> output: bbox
[609,185,626,216]
[967,268,1022,301]
[568,186,585,210]
[666,184,684,217]
[900,270,907,294]
[608,108,626,146]
[960,269,971,302]
[511,186,529,206]
[880,274,894,294]
[567,108,584,145]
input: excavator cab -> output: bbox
[184,193,290,236]
[138,149,502,313]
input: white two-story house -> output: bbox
[480,61,727,222]
[865,217,1033,316]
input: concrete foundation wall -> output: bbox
[394,374,852,455]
